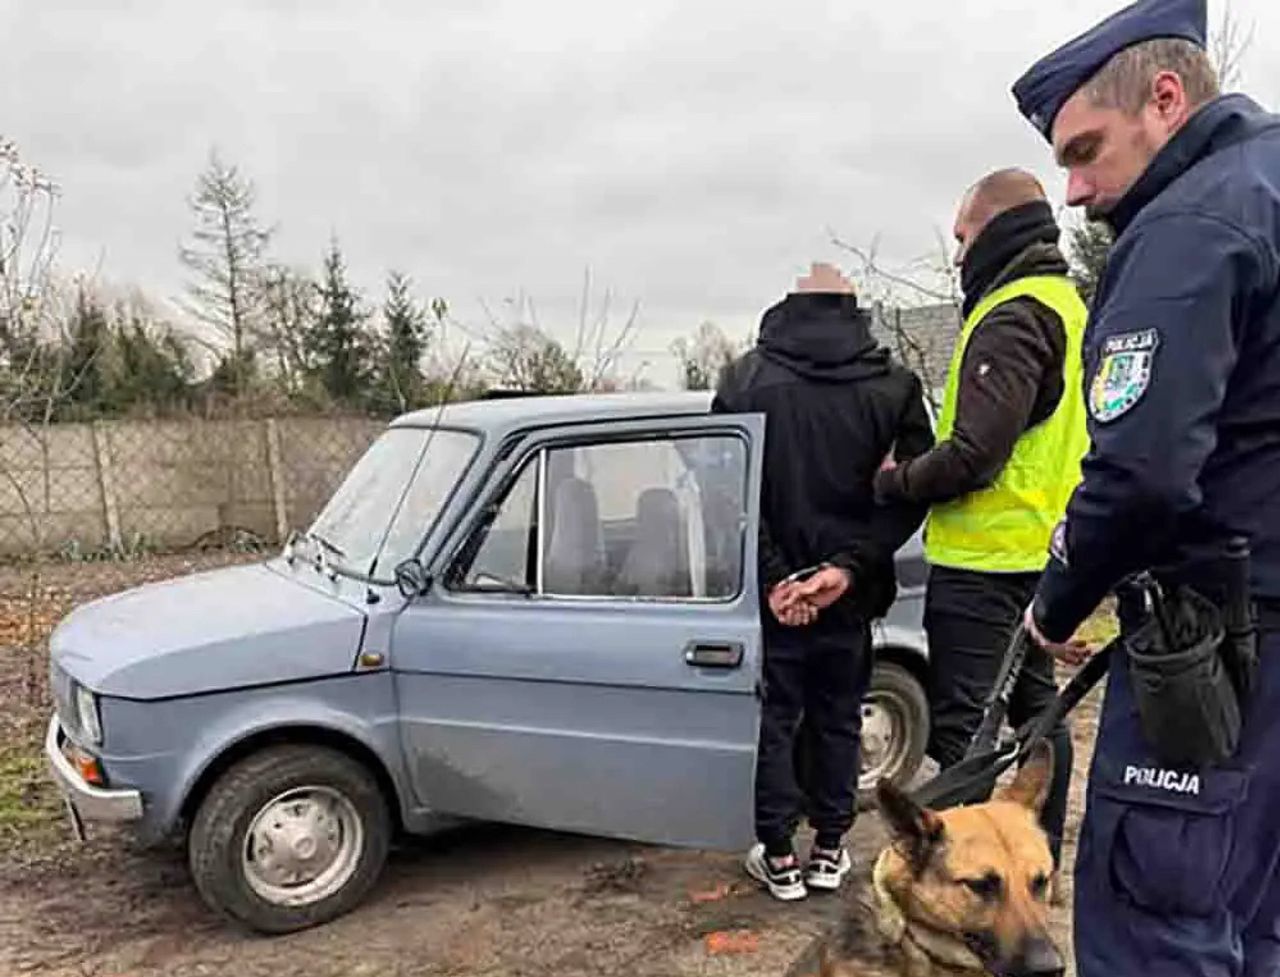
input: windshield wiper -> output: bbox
[307,532,347,560]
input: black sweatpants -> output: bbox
[924,565,1073,864]
[754,611,872,856]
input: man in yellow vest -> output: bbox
[874,168,1089,868]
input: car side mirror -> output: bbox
[394,559,431,598]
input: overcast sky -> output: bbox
[3,0,1278,387]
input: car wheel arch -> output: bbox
[179,724,405,836]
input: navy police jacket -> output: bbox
[1034,94,1280,642]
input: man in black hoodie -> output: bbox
[713,263,933,901]
[874,169,1088,872]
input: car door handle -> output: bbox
[685,642,744,669]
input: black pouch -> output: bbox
[1126,586,1241,769]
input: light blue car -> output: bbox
[45,392,928,933]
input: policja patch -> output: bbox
[1089,328,1159,423]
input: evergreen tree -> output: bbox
[107,305,194,414]
[1066,220,1114,306]
[63,288,111,412]
[308,238,374,406]
[377,270,434,414]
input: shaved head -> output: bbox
[953,168,1049,268]
[961,168,1048,229]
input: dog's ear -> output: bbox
[996,740,1055,814]
[876,779,945,875]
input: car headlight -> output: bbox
[74,684,103,746]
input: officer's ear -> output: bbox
[876,780,945,876]
[996,741,1054,814]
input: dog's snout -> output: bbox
[1005,935,1064,977]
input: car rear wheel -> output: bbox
[188,744,390,934]
[857,659,929,802]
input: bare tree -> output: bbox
[476,270,643,394]
[829,230,958,412]
[258,263,318,396]
[179,150,272,397]
[1211,1,1254,90]
[0,139,60,359]
[0,140,89,703]
[670,321,741,391]
[485,323,584,394]
[831,230,960,308]
[567,269,642,392]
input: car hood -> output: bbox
[51,562,367,700]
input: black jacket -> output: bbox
[713,292,934,619]
[875,202,1071,506]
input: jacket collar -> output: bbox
[1107,93,1268,235]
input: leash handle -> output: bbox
[911,637,1117,810]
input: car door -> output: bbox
[390,413,764,851]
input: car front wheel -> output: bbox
[188,744,391,934]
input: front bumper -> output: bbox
[44,715,143,822]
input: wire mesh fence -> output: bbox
[0,415,385,558]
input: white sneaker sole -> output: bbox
[805,851,852,892]
[744,845,807,902]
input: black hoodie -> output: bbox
[713,292,934,621]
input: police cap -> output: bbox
[1012,0,1208,141]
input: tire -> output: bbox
[856,659,930,807]
[188,744,391,934]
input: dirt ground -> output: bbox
[0,553,1101,977]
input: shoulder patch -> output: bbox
[1089,329,1159,424]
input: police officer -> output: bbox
[714,263,933,900]
[874,168,1088,873]
[1013,0,1280,972]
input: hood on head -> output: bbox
[757,292,890,382]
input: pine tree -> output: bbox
[307,238,374,406]
[1066,220,1114,306]
[107,303,194,414]
[179,150,271,398]
[378,270,431,413]
[63,288,111,412]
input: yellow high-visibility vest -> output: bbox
[924,275,1089,572]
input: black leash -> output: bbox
[964,623,1030,760]
[911,636,1116,809]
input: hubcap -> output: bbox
[859,694,910,791]
[243,786,363,907]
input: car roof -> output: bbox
[390,391,715,437]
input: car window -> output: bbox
[453,433,748,601]
[460,457,539,592]
[310,427,478,579]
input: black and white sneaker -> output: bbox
[804,846,852,892]
[744,843,807,901]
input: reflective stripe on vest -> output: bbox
[924,275,1089,573]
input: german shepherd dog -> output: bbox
[788,743,1064,977]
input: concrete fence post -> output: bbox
[92,421,122,551]
[265,418,289,544]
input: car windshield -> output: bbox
[305,427,478,580]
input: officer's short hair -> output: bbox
[1083,37,1220,116]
